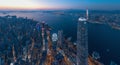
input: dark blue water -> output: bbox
[88,23,120,65]
[0,12,120,65]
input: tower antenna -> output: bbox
[86,9,89,20]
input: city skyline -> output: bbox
[0,0,120,10]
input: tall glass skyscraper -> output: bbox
[77,10,88,65]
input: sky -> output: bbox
[0,0,120,10]
[83,0,120,10]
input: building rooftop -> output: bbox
[78,17,87,21]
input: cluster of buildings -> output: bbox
[0,15,77,65]
[0,15,42,65]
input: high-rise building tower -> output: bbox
[86,9,89,20]
[57,30,63,48]
[77,9,88,65]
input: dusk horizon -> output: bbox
[0,0,120,10]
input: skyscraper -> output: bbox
[77,10,88,65]
[57,30,63,48]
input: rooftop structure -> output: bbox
[52,33,58,42]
